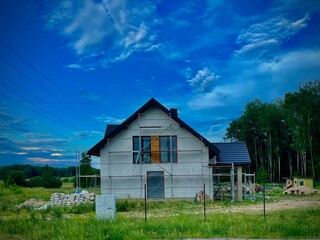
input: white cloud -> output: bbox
[27,157,71,163]
[257,49,320,96]
[74,131,103,140]
[205,124,228,143]
[46,0,159,64]
[235,14,310,61]
[21,147,40,151]
[51,153,63,157]
[188,67,220,93]
[27,157,51,163]
[188,83,248,108]
[259,50,320,74]
[15,152,28,155]
[24,138,69,145]
[65,63,83,69]
[94,115,125,124]
[188,49,320,110]
[47,0,113,55]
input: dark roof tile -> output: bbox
[213,142,251,165]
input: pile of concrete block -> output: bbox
[49,190,95,206]
[283,186,318,195]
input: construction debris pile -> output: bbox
[283,186,318,195]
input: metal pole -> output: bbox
[263,183,266,223]
[204,184,206,222]
[75,151,78,189]
[144,184,147,222]
[76,150,79,189]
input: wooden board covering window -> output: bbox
[151,136,160,163]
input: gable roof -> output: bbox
[212,142,251,166]
[104,124,119,137]
[87,98,220,157]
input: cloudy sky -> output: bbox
[1,0,320,167]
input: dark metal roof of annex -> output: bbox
[87,97,220,158]
[212,142,251,166]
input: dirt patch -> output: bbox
[207,195,320,214]
[17,198,48,209]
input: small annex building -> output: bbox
[293,177,313,188]
[88,98,251,200]
[285,176,314,189]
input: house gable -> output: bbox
[87,98,220,158]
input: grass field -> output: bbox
[1,181,320,239]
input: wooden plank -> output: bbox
[151,136,160,163]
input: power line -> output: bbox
[0,73,101,130]
[0,40,101,126]
[0,56,100,130]
[0,80,79,131]
[0,92,69,138]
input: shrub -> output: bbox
[41,164,62,188]
[4,171,27,187]
[27,176,62,188]
[42,177,62,188]
[28,176,43,188]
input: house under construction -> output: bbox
[88,98,251,200]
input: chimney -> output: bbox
[170,108,178,117]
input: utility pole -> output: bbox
[76,150,79,189]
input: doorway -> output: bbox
[147,171,164,198]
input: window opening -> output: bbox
[133,136,177,163]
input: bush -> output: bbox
[42,177,62,188]
[28,176,43,188]
[41,164,62,188]
[4,171,27,187]
[28,176,62,188]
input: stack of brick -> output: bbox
[49,191,95,206]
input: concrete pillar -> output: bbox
[230,163,234,202]
[237,166,243,201]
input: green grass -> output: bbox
[1,181,320,239]
[1,208,320,239]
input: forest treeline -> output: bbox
[0,153,100,188]
[0,164,77,180]
[225,80,320,182]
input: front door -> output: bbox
[147,171,164,198]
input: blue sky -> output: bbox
[1,0,320,167]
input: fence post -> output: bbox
[204,184,206,222]
[263,183,266,223]
[144,183,147,223]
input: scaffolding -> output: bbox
[95,110,215,199]
[75,150,100,189]
[86,109,252,200]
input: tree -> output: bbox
[225,99,270,175]
[225,80,320,182]
[4,171,27,187]
[42,164,62,188]
[283,80,320,179]
[28,176,43,188]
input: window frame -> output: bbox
[133,136,151,164]
[299,180,305,187]
[159,135,177,163]
[133,135,178,164]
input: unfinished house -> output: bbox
[88,98,251,200]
